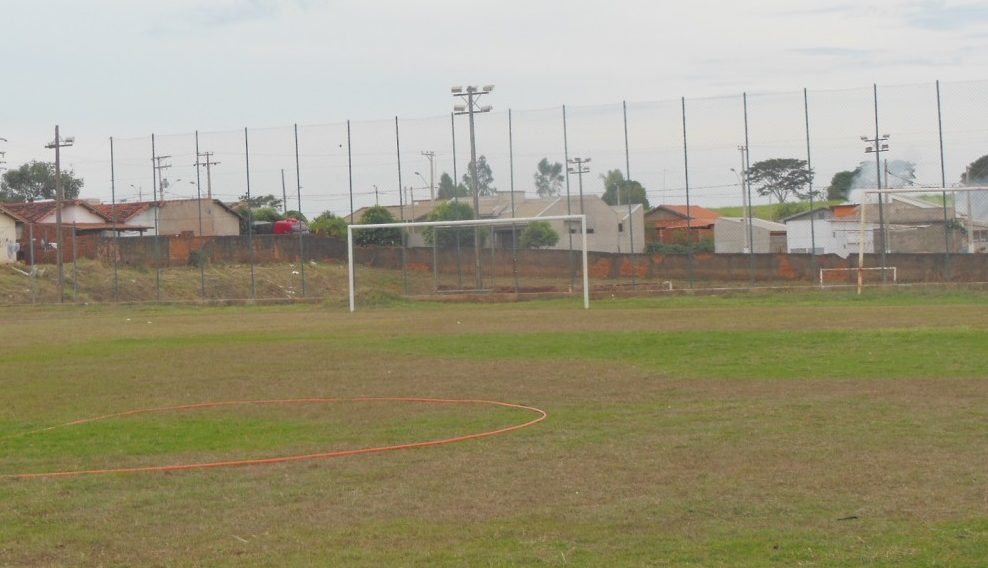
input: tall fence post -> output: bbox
[396,116,408,296]
[562,105,576,292]
[194,131,206,301]
[244,127,256,300]
[804,88,818,279]
[743,92,755,286]
[508,108,519,293]
[936,80,951,280]
[681,97,695,289]
[623,100,637,289]
[873,84,888,285]
[71,220,78,302]
[29,223,37,304]
[151,133,161,302]
[110,136,119,302]
[294,123,306,298]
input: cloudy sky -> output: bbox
[2,0,988,214]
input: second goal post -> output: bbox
[347,214,590,311]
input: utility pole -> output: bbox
[421,151,436,201]
[152,155,172,202]
[862,131,890,276]
[452,84,494,289]
[281,169,288,214]
[45,126,74,303]
[567,157,591,216]
[196,151,220,200]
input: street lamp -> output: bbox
[452,84,494,289]
[45,126,74,303]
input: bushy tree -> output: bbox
[239,193,283,210]
[422,201,479,247]
[437,172,468,199]
[600,170,650,208]
[533,158,564,198]
[354,205,402,246]
[309,210,347,239]
[0,161,84,202]
[961,154,988,184]
[251,207,284,222]
[462,155,495,196]
[827,169,859,201]
[518,221,559,249]
[284,210,308,222]
[747,158,814,203]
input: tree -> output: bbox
[238,193,283,210]
[422,201,479,247]
[284,210,308,222]
[518,221,559,249]
[309,210,347,239]
[600,170,650,208]
[0,161,84,202]
[533,158,564,198]
[250,207,283,222]
[747,158,814,203]
[354,205,402,246]
[961,154,988,185]
[462,155,495,196]
[437,172,468,199]
[827,169,859,201]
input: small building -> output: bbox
[94,198,241,237]
[0,205,24,264]
[714,217,787,253]
[783,204,874,258]
[644,205,721,246]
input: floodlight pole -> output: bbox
[568,157,590,216]
[45,125,73,303]
[453,85,494,290]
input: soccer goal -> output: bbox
[347,215,590,312]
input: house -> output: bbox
[644,205,721,246]
[3,199,149,254]
[783,204,874,258]
[714,217,787,253]
[94,198,241,237]
[350,192,646,254]
[0,205,24,264]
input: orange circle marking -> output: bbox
[4,397,547,479]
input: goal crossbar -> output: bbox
[347,214,590,312]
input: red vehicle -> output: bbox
[273,218,309,235]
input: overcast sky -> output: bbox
[3,0,988,214]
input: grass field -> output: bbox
[1,290,987,566]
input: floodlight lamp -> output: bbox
[466,85,478,93]
[64,136,75,145]
[860,136,869,141]
[451,86,463,94]
[454,104,466,112]
[585,158,591,163]
[482,84,494,93]
[480,105,493,112]
[882,133,890,139]
[881,144,889,151]
[865,147,874,153]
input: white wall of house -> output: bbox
[715,218,786,253]
[787,218,874,257]
[35,204,105,225]
[0,213,18,264]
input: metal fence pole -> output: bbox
[194,131,206,301]
[562,105,576,292]
[396,116,408,296]
[623,100,637,289]
[873,84,888,285]
[151,134,161,302]
[110,136,119,302]
[681,97,695,289]
[294,123,306,298]
[72,220,78,302]
[804,88,818,279]
[244,127,256,300]
[936,80,951,280]
[508,108,519,293]
[743,92,755,286]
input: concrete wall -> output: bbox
[715,219,784,253]
[0,215,17,264]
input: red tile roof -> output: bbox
[92,202,154,223]
[0,204,27,223]
[0,200,111,223]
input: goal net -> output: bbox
[346,215,590,311]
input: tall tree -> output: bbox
[600,169,650,208]
[462,155,495,196]
[437,172,468,199]
[961,154,988,184]
[533,158,564,198]
[747,158,814,203]
[827,169,859,201]
[422,201,478,247]
[354,206,402,246]
[0,161,84,202]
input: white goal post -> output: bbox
[347,214,591,312]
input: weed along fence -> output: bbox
[5,230,988,305]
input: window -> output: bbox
[618,223,624,233]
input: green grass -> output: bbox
[712,199,843,220]
[1,291,987,566]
